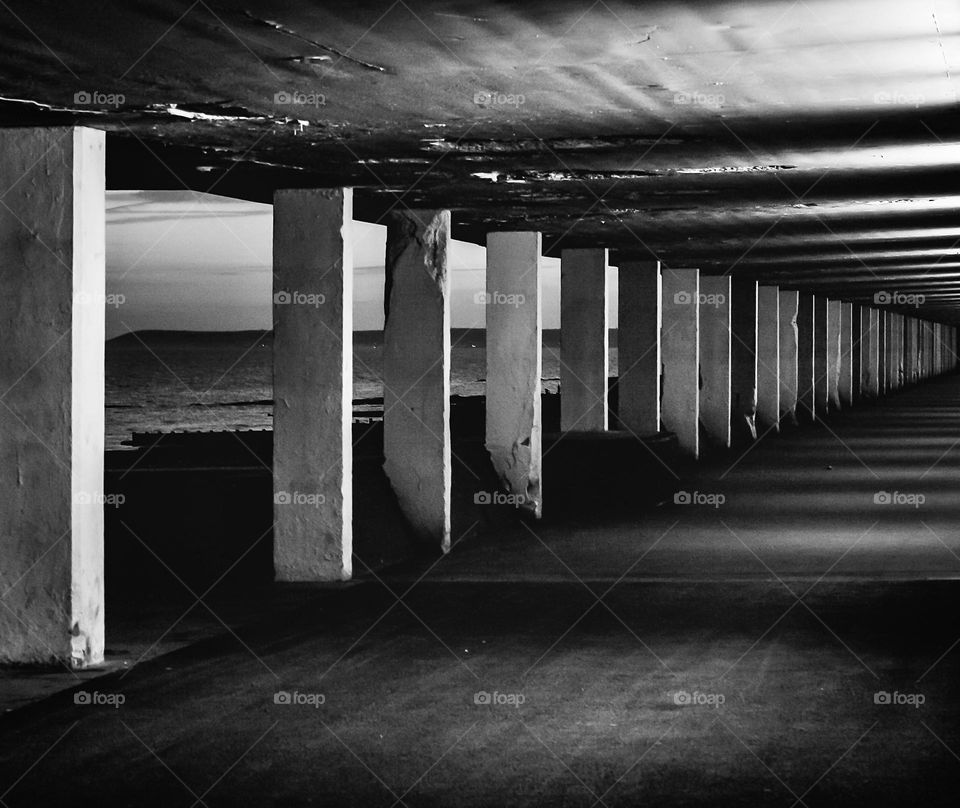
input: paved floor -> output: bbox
[2,376,960,806]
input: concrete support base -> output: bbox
[273,188,353,581]
[797,293,816,421]
[779,290,799,425]
[731,279,759,441]
[383,210,451,552]
[485,232,542,518]
[757,286,780,431]
[560,249,608,432]
[617,261,661,436]
[827,300,842,411]
[865,308,881,397]
[661,268,700,458]
[839,303,854,407]
[0,127,105,667]
[699,276,731,447]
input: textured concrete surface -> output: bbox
[617,261,661,438]
[0,127,105,667]
[731,279,758,442]
[383,209,452,552]
[660,269,699,458]
[756,285,780,431]
[778,290,799,424]
[273,188,353,581]
[698,276,731,448]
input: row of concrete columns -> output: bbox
[2,143,960,665]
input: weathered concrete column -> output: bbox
[895,314,905,388]
[850,305,863,402]
[826,299,842,411]
[814,296,830,414]
[756,285,780,431]
[884,311,899,391]
[699,276,731,447]
[617,261,661,436]
[797,293,816,421]
[730,279,758,441]
[0,127,105,666]
[486,232,542,518]
[878,310,888,395]
[661,268,700,458]
[904,316,917,385]
[839,302,854,407]
[778,290,799,425]
[274,188,353,581]
[864,307,881,397]
[383,210,451,552]
[560,248,608,432]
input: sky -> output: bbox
[105,190,619,339]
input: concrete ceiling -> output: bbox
[1,0,959,319]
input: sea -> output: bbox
[106,330,620,451]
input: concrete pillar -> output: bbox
[903,317,916,385]
[660,268,700,458]
[383,210,451,552]
[884,311,898,392]
[699,276,731,447]
[0,127,105,666]
[826,299,842,411]
[617,261,661,436]
[560,248,608,432]
[485,232,542,518]
[778,290,799,425]
[756,286,780,431]
[839,302,854,407]
[731,279,759,441]
[878,310,888,395]
[850,305,862,402]
[864,307,881,397]
[797,293,816,421]
[814,296,829,415]
[273,188,353,581]
[895,314,905,388]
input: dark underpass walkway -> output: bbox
[2,375,960,806]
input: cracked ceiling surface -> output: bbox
[0,0,958,317]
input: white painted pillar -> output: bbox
[560,248,608,432]
[757,286,780,431]
[0,127,105,667]
[779,290,799,425]
[383,210,451,552]
[797,293,816,421]
[826,299,842,410]
[273,188,353,581]
[731,279,758,441]
[699,276,731,447]
[814,296,829,414]
[617,261,661,436]
[661,268,700,458]
[865,308,881,397]
[485,232,542,518]
[839,302,854,407]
